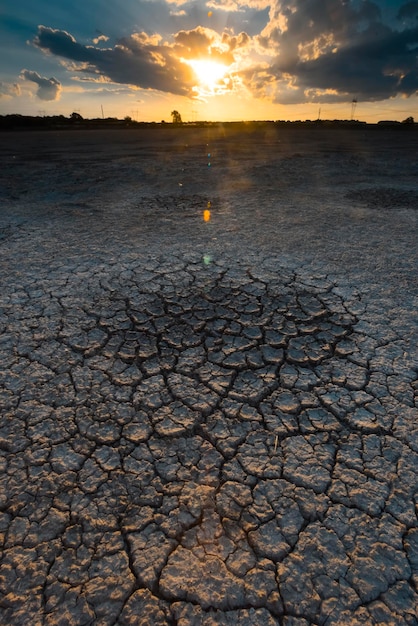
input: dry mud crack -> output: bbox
[1,254,417,626]
[0,127,417,625]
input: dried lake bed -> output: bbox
[0,126,417,624]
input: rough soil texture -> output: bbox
[0,126,417,625]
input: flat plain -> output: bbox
[0,125,417,625]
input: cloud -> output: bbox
[170,9,187,17]
[398,1,418,21]
[30,1,418,106]
[0,82,20,98]
[92,34,110,45]
[249,0,418,102]
[20,70,62,100]
[222,31,250,51]
[174,25,216,53]
[33,24,248,97]
[33,25,197,96]
[207,0,270,9]
[206,0,244,11]
[173,25,238,62]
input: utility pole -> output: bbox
[101,105,104,119]
[351,99,357,120]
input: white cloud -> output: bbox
[0,82,20,98]
[92,34,110,45]
[20,70,62,101]
[207,0,270,10]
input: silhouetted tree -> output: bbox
[70,112,83,121]
[171,110,182,124]
[402,116,414,124]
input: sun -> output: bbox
[187,59,228,92]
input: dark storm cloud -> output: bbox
[397,1,418,21]
[294,24,418,100]
[254,0,418,102]
[20,69,62,100]
[33,25,196,96]
[34,28,91,63]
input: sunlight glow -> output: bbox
[188,59,229,93]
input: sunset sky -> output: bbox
[1,0,417,123]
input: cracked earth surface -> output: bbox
[0,127,417,625]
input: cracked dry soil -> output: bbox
[0,126,417,625]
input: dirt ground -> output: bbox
[0,126,417,625]
[1,124,417,289]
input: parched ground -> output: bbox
[0,126,417,625]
